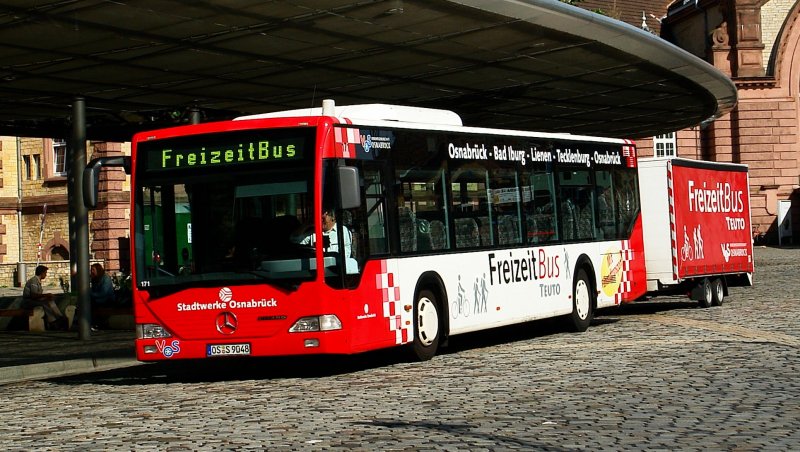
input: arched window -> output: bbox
[50,245,69,261]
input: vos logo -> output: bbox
[360,134,373,153]
[720,243,731,263]
[155,339,181,358]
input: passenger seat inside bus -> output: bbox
[455,217,479,248]
[499,214,520,245]
[561,199,577,240]
[417,218,432,251]
[398,207,417,252]
[429,219,447,250]
[476,216,491,246]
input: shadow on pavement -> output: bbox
[0,330,135,368]
[49,318,578,386]
[48,299,702,386]
[601,299,699,316]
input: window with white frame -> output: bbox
[52,139,67,176]
[32,154,41,180]
[654,132,676,157]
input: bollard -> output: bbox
[16,262,26,287]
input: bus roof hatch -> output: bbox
[236,101,463,127]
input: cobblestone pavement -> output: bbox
[0,247,797,450]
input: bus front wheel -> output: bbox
[569,269,594,332]
[412,289,440,361]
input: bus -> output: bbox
[85,100,646,361]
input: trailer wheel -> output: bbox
[711,278,725,306]
[697,278,713,308]
[412,289,440,361]
[568,269,594,332]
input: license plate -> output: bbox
[207,343,251,357]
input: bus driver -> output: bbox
[293,208,352,258]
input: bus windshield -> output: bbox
[133,127,317,289]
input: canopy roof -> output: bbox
[0,0,736,141]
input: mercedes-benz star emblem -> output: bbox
[215,311,238,335]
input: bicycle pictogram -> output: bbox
[681,226,693,262]
[451,275,471,319]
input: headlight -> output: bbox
[137,323,172,339]
[289,315,342,332]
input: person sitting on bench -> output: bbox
[23,265,67,331]
[90,263,115,307]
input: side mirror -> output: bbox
[83,156,131,208]
[338,166,361,210]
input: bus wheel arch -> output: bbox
[410,272,448,361]
[568,254,596,332]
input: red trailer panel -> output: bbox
[669,160,754,279]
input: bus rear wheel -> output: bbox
[412,289,440,361]
[568,269,593,332]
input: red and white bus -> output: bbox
[87,101,648,361]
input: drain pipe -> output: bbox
[16,137,25,286]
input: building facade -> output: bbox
[580,0,800,244]
[0,137,130,287]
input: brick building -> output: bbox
[0,137,130,287]
[579,0,800,244]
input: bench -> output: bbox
[0,305,76,332]
[0,307,46,332]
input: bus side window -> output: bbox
[363,165,389,256]
[395,165,448,254]
[595,170,617,239]
[558,170,594,241]
[524,170,557,244]
[575,187,595,240]
[561,197,577,240]
[449,162,488,249]
[613,168,639,237]
[489,167,522,246]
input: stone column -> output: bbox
[89,142,130,274]
[732,0,766,77]
[711,20,733,76]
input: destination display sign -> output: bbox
[349,128,629,169]
[446,140,628,168]
[138,128,311,172]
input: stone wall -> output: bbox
[762,0,795,71]
[0,260,70,289]
[0,259,108,289]
[731,96,799,241]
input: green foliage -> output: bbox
[559,0,608,16]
